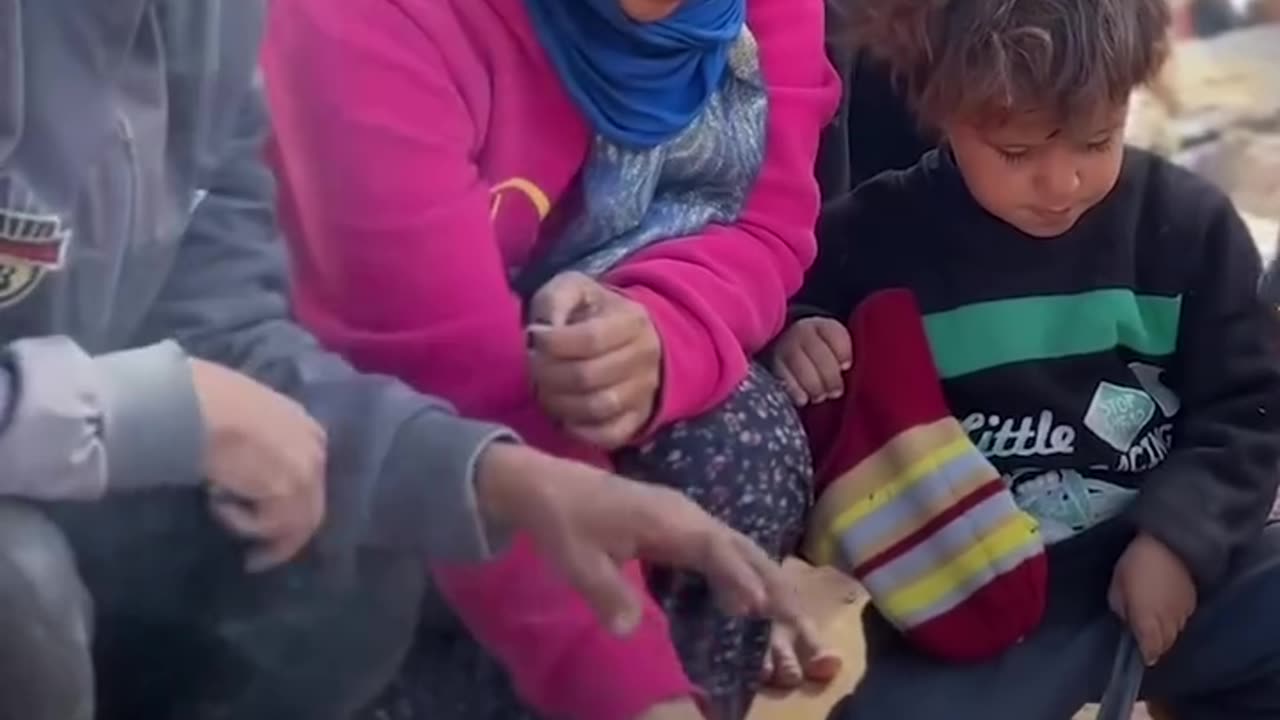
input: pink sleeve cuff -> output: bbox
[546,616,699,720]
[613,281,752,436]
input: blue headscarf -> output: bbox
[523,0,746,149]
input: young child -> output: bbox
[773,0,1280,717]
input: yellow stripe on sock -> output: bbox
[879,513,1041,622]
[814,436,975,565]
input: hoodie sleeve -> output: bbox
[0,331,200,501]
[1132,192,1280,591]
[261,1,694,718]
[127,58,515,562]
[602,0,841,427]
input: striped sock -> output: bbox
[802,289,1047,662]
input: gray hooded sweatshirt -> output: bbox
[0,0,509,560]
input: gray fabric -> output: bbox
[0,0,508,560]
[0,337,201,500]
[0,501,93,720]
[0,491,425,720]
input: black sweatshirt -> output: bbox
[797,147,1280,589]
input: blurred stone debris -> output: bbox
[1129,22,1280,260]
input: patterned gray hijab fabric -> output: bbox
[511,29,768,299]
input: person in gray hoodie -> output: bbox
[0,3,802,719]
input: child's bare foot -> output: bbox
[759,617,843,689]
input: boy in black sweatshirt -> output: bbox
[776,0,1280,717]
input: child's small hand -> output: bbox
[771,318,853,406]
[1108,532,1198,666]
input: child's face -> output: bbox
[943,102,1129,238]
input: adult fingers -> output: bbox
[528,306,650,362]
[727,532,810,628]
[628,490,767,615]
[210,461,290,502]
[538,372,655,428]
[531,338,654,395]
[285,438,328,502]
[251,482,324,539]
[564,409,650,451]
[697,531,770,618]
[210,492,264,540]
[555,536,643,636]
[212,502,306,574]
[812,321,855,369]
[212,493,319,573]
[527,272,604,327]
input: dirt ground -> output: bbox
[746,561,1154,720]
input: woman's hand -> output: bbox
[475,442,804,636]
[527,272,663,450]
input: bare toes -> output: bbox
[803,649,843,683]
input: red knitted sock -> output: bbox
[802,289,1048,662]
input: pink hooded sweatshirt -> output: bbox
[262,0,839,718]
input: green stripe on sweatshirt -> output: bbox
[924,290,1182,379]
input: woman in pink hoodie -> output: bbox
[263,0,840,718]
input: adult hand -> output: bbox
[190,359,328,573]
[769,317,853,407]
[1108,532,1198,665]
[527,272,662,450]
[475,442,804,636]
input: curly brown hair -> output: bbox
[839,0,1172,127]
